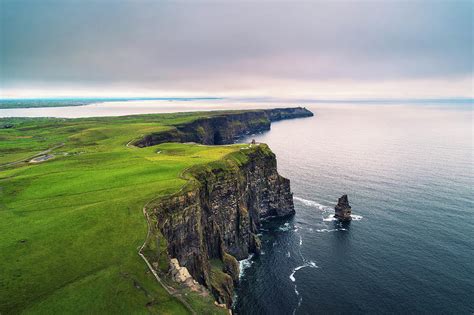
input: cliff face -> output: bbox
[264,107,315,122]
[139,107,313,307]
[147,145,294,306]
[134,107,313,147]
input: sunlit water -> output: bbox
[234,104,473,314]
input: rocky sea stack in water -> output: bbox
[334,194,352,221]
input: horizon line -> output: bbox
[0,96,472,102]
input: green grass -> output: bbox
[0,98,223,109]
[0,112,252,314]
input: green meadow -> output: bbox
[0,112,246,314]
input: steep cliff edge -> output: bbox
[138,107,313,308]
[133,107,313,147]
[143,144,294,307]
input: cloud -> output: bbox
[0,0,472,98]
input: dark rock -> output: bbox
[334,194,352,221]
[137,109,311,307]
[133,107,313,147]
[264,107,314,122]
[1,123,14,129]
[222,253,240,283]
[148,145,294,307]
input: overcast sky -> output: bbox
[0,0,472,99]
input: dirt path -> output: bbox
[131,139,231,315]
[0,142,65,168]
[130,132,197,314]
[138,201,197,315]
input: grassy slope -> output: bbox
[0,112,245,314]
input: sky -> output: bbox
[0,0,472,99]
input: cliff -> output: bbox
[133,107,313,147]
[139,107,313,308]
[144,145,294,307]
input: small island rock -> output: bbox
[334,194,352,221]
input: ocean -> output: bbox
[234,104,473,314]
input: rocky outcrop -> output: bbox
[146,145,294,307]
[169,258,205,292]
[334,194,352,221]
[133,107,313,147]
[263,107,314,121]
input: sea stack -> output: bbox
[334,194,352,221]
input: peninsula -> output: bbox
[0,107,312,314]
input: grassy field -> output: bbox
[0,112,245,314]
[0,98,221,109]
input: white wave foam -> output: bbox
[299,235,303,246]
[238,254,254,278]
[286,251,291,258]
[323,214,363,222]
[316,228,347,233]
[289,271,296,282]
[293,196,331,211]
[278,222,292,232]
[323,215,337,222]
[289,261,318,282]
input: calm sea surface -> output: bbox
[1,102,472,314]
[235,104,473,314]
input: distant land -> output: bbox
[0,97,471,109]
[0,97,222,109]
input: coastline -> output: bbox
[0,108,312,314]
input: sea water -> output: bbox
[234,103,473,314]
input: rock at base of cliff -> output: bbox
[223,253,240,283]
[334,194,352,221]
[169,258,203,292]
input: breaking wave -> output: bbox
[289,261,318,282]
[323,215,338,222]
[293,196,332,211]
[279,222,293,231]
[316,228,347,233]
[239,254,254,279]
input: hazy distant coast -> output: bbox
[0,97,222,109]
[1,98,472,119]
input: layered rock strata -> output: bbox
[146,145,294,306]
[134,107,313,147]
[140,107,313,307]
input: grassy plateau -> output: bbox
[0,112,251,314]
